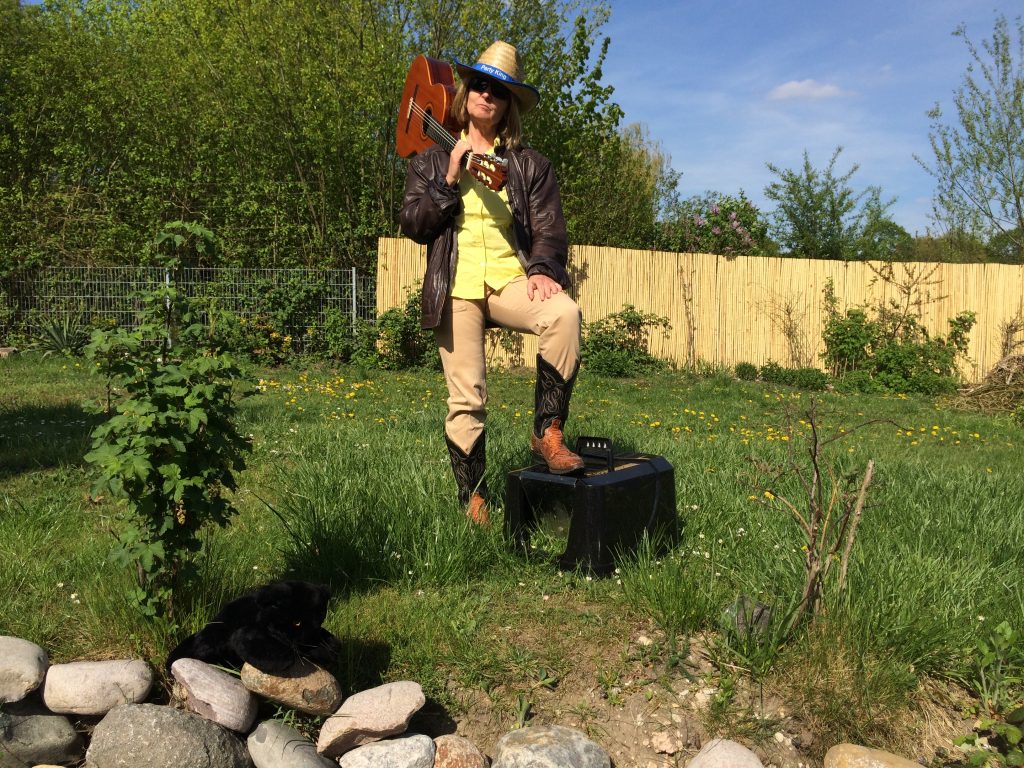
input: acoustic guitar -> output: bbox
[396,54,508,191]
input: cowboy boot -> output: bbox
[531,355,585,474]
[445,431,489,525]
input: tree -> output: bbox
[853,192,914,261]
[763,147,890,260]
[986,227,1024,263]
[911,232,988,263]
[1,0,677,268]
[919,15,1024,257]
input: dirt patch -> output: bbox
[409,591,970,768]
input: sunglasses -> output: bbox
[468,77,510,101]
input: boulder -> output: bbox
[241,662,342,716]
[42,660,152,716]
[316,681,424,758]
[433,734,488,768]
[247,720,335,768]
[686,738,763,768]
[0,637,48,704]
[85,703,251,768]
[492,725,610,768]
[824,743,922,768]
[0,704,83,767]
[336,734,434,768]
[171,659,258,733]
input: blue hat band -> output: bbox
[470,62,514,84]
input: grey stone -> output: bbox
[433,734,488,768]
[492,725,610,768]
[85,703,251,768]
[824,743,922,768]
[240,662,342,716]
[0,707,83,767]
[0,637,48,704]
[316,681,424,758]
[171,659,257,732]
[336,734,434,768]
[247,720,335,768]
[43,660,153,716]
[686,738,763,768]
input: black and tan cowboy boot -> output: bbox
[445,431,489,525]
[530,355,585,474]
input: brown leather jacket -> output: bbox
[399,144,571,329]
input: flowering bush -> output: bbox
[660,192,773,258]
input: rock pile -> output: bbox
[0,634,612,768]
[0,634,936,768]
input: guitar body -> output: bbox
[397,54,509,191]
[397,55,459,158]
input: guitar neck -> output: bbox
[425,120,456,153]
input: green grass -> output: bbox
[2,352,1022,755]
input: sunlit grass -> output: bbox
[2,352,1022,753]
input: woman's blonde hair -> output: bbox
[450,80,523,150]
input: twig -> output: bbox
[839,460,874,591]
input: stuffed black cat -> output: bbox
[166,580,342,675]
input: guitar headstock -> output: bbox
[467,153,508,191]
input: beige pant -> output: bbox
[435,276,581,453]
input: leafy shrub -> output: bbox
[833,369,884,394]
[821,278,976,394]
[582,304,671,377]
[358,287,437,370]
[758,361,828,390]
[788,367,829,391]
[1014,403,1024,429]
[735,362,758,381]
[84,257,251,622]
[758,360,787,384]
[822,307,876,375]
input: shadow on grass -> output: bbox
[0,401,101,479]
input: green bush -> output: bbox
[735,362,758,381]
[758,361,828,391]
[822,307,876,375]
[582,304,670,377]
[758,360,787,385]
[359,287,437,371]
[788,367,829,391]
[833,369,884,394]
[821,279,976,394]
[83,258,251,622]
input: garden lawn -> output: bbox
[1,353,1021,759]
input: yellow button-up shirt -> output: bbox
[450,140,525,299]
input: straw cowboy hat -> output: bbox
[455,41,540,113]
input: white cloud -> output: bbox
[767,79,846,101]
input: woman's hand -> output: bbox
[527,274,562,301]
[445,138,473,186]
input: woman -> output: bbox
[400,40,584,525]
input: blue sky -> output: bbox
[600,0,1020,236]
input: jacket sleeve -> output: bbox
[522,151,571,288]
[399,150,461,245]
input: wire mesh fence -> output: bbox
[2,266,377,351]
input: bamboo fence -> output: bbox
[377,238,1024,382]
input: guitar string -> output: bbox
[407,100,506,173]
